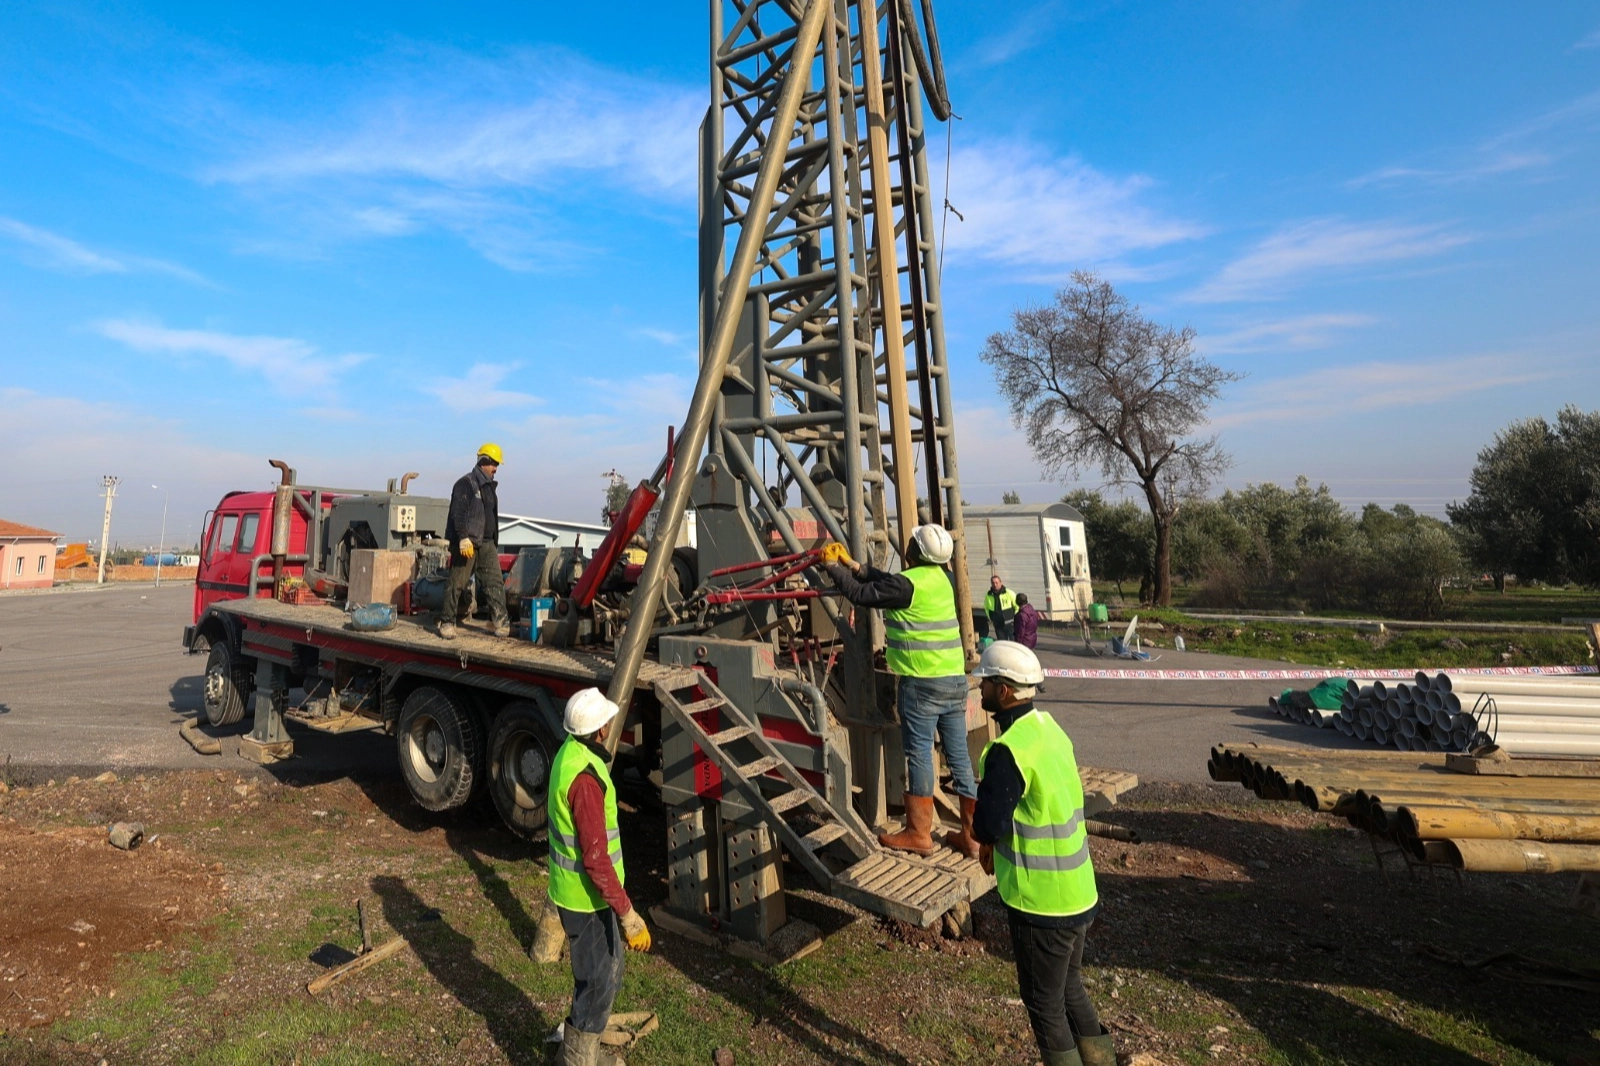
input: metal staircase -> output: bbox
[655,672,970,926]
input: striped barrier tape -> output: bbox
[1041,665,1600,681]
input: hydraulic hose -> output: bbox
[898,0,951,122]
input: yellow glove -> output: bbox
[820,541,853,567]
[458,539,475,560]
[619,908,652,952]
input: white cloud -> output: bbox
[94,319,368,390]
[1572,26,1600,51]
[961,3,1063,68]
[424,362,541,414]
[1199,313,1378,355]
[0,217,209,284]
[939,140,1205,271]
[1208,354,1554,430]
[197,47,701,268]
[1184,219,1472,303]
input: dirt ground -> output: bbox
[0,769,1596,1065]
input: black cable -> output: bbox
[898,0,952,122]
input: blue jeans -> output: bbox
[898,674,977,800]
[558,905,625,1035]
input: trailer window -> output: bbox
[236,513,261,554]
[1058,524,1072,548]
[212,515,239,558]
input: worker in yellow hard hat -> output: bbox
[440,444,510,640]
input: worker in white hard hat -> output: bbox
[822,523,979,858]
[440,443,510,640]
[971,642,1112,1066]
[547,687,652,1066]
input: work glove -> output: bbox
[979,844,994,876]
[619,908,652,953]
[820,541,853,567]
[458,539,475,560]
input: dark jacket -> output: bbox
[1015,603,1040,649]
[826,561,916,610]
[446,466,499,544]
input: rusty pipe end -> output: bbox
[400,472,419,495]
[268,459,295,486]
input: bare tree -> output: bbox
[981,272,1239,605]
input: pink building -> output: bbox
[0,520,62,589]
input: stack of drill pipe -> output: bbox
[1269,692,1336,729]
[1208,743,1600,873]
[1431,672,1600,758]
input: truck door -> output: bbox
[197,511,242,615]
[229,511,265,599]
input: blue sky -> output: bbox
[2,2,1597,546]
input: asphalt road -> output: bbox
[0,584,1365,785]
[0,583,393,781]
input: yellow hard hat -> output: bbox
[477,442,503,465]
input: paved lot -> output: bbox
[0,584,1363,785]
[0,583,392,780]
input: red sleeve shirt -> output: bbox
[567,769,633,916]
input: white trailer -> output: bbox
[964,503,1093,623]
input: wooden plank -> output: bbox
[707,725,754,745]
[848,857,912,893]
[839,853,892,884]
[1445,753,1600,779]
[767,789,812,814]
[883,868,943,903]
[736,756,782,778]
[306,937,408,995]
[801,823,850,850]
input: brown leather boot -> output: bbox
[879,794,936,855]
[944,795,980,859]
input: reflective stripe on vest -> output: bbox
[546,736,626,911]
[986,588,1018,623]
[884,565,966,678]
[979,710,1098,918]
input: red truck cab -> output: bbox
[193,491,319,623]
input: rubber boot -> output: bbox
[1041,1048,1083,1066]
[437,619,457,640]
[1077,1033,1116,1066]
[943,795,980,859]
[559,1026,627,1066]
[879,794,936,855]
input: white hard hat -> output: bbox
[972,640,1045,690]
[910,523,954,565]
[564,687,620,735]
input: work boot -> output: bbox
[944,795,980,859]
[1041,1048,1083,1066]
[1076,1033,1116,1066]
[494,622,511,638]
[879,794,936,855]
[437,620,457,641]
[558,1025,627,1066]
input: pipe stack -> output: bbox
[1209,743,1600,873]
[1271,671,1600,757]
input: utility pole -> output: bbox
[152,485,169,587]
[96,475,120,585]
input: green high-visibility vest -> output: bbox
[884,565,966,678]
[546,735,625,912]
[980,710,1098,918]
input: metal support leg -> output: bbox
[239,660,295,764]
[724,818,785,944]
[666,802,718,920]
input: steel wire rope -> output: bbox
[896,0,951,122]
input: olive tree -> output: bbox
[982,272,1239,605]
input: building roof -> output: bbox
[964,502,1087,524]
[0,519,62,540]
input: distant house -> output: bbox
[964,503,1094,623]
[0,520,63,589]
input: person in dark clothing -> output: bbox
[986,575,1018,641]
[1014,592,1040,650]
[548,688,651,1066]
[971,641,1114,1066]
[439,443,509,639]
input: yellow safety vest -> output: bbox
[546,736,625,912]
[884,565,965,678]
[980,710,1098,918]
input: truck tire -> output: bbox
[487,701,560,840]
[398,686,484,812]
[202,642,252,728]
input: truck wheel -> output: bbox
[487,701,560,840]
[203,642,252,728]
[398,686,484,812]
